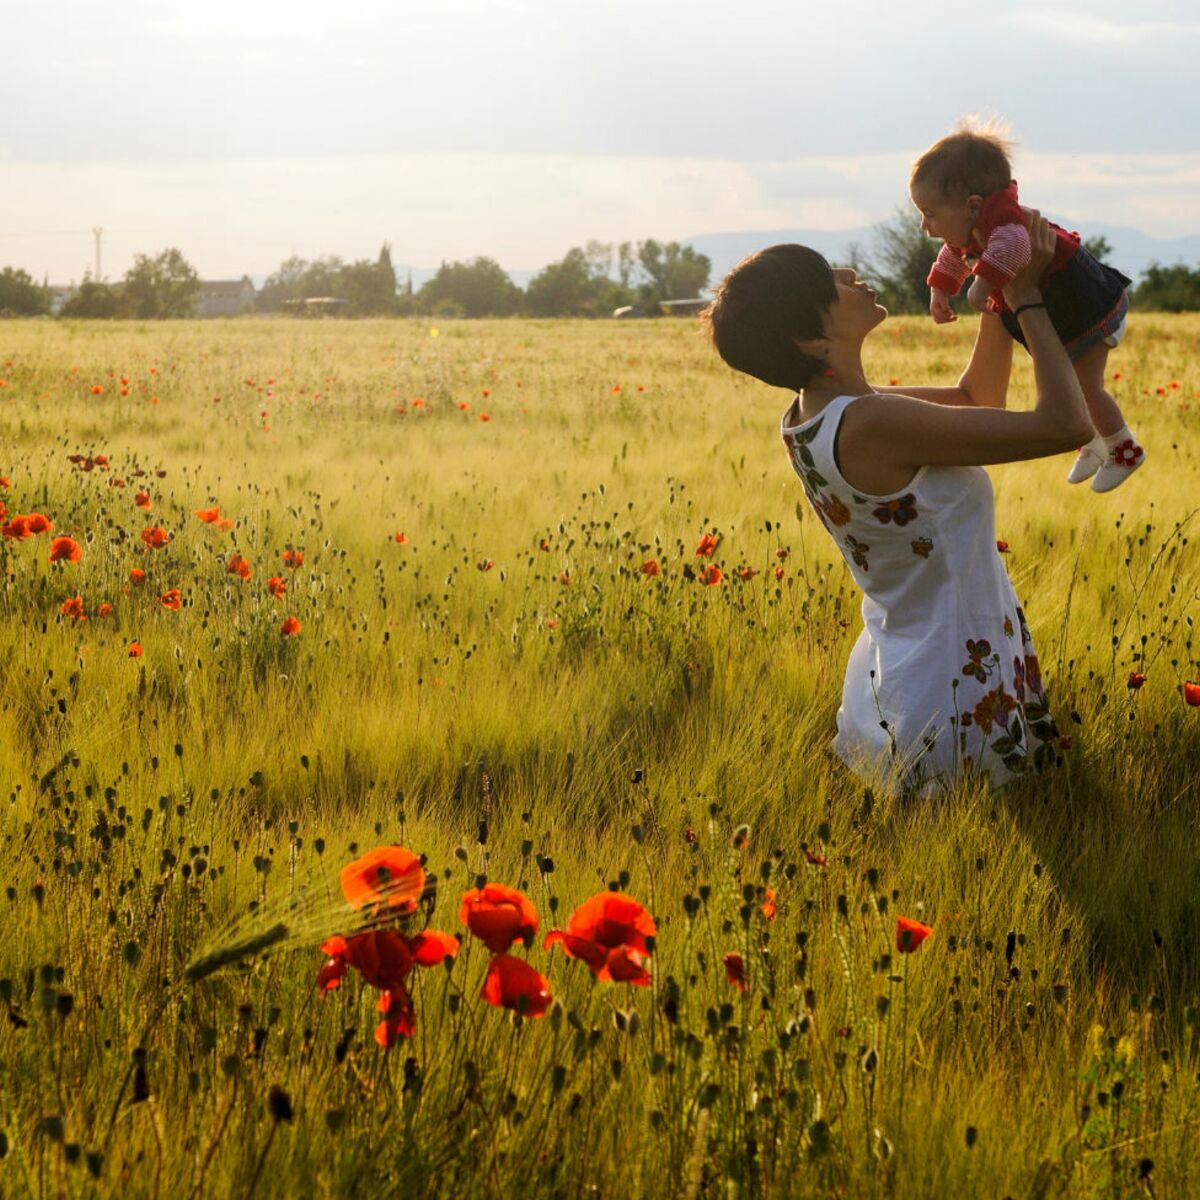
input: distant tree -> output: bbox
[1133,261,1200,311]
[337,248,398,315]
[255,255,310,312]
[525,246,631,317]
[862,206,937,315]
[1081,234,1113,262]
[123,248,200,318]
[0,267,49,316]
[417,257,521,317]
[634,240,711,308]
[60,278,122,319]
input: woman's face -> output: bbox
[824,267,887,340]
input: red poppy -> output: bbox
[282,549,304,569]
[60,596,85,621]
[996,540,1010,554]
[641,559,660,576]
[702,565,723,586]
[130,568,146,585]
[281,615,301,636]
[0,477,8,489]
[26,513,53,535]
[90,384,103,395]
[539,538,550,551]
[695,532,718,557]
[896,915,933,953]
[775,548,789,561]
[481,954,553,1018]
[460,883,539,953]
[774,566,785,580]
[135,491,152,510]
[375,985,417,1046]
[142,526,169,549]
[160,588,182,611]
[544,891,656,985]
[723,951,746,992]
[559,572,571,585]
[458,401,469,411]
[339,845,425,912]
[1127,672,1147,690]
[96,602,112,618]
[49,536,82,563]
[394,532,408,544]
[194,506,221,524]
[805,848,828,867]
[739,566,758,580]
[227,553,251,580]
[477,559,495,572]
[128,641,143,658]
[761,888,777,920]
[479,413,491,422]
[266,575,287,598]
[1185,682,1200,707]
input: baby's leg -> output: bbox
[1071,343,1145,492]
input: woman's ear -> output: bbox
[794,336,830,360]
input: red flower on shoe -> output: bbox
[1110,440,1143,468]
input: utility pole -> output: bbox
[92,227,103,281]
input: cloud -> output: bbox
[1000,8,1200,43]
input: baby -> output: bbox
[910,123,1144,492]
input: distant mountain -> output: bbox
[684,222,1200,290]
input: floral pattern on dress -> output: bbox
[817,493,852,526]
[911,537,933,558]
[961,639,994,683]
[872,494,918,526]
[844,535,870,571]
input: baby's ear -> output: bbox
[967,194,984,218]
[794,337,830,360]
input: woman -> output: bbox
[704,214,1090,795]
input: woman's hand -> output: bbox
[1003,209,1055,309]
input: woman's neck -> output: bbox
[798,356,872,420]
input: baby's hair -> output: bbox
[911,116,1015,199]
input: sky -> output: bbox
[3,0,1199,283]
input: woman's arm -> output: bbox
[873,312,1014,408]
[841,213,1092,480]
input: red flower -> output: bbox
[1185,681,1200,707]
[559,572,571,585]
[130,568,146,585]
[477,559,495,572]
[723,952,746,992]
[1127,672,1147,690]
[160,588,182,611]
[339,846,425,912]
[774,565,785,580]
[281,615,301,636]
[128,641,143,658]
[775,548,789,561]
[738,566,758,580]
[194,506,221,524]
[96,602,112,618]
[695,532,718,557]
[544,891,656,986]
[996,540,1010,554]
[134,491,152,510]
[375,985,417,1046]
[394,532,408,544]
[142,526,169,549]
[702,565,723,587]
[49,536,82,563]
[60,596,86,620]
[761,888,777,920]
[266,574,287,598]
[805,848,828,867]
[227,553,251,580]
[481,954,552,1017]
[896,915,933,953]
[282,548,303,568]
[641,558,660,576]
[460,883,539,953]
[26,513,53,535]
[479,412,491,422]
[1111,439,1143,468]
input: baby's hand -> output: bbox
[929,289,956,324]
[966,276,992,313]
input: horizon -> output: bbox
[3,1,1198,283]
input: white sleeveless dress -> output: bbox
[781,394,1060,795]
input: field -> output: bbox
[1,313,1198,1199]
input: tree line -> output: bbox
[2,216,1198,318]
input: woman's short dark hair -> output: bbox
[701,244,837,391]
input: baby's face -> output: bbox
[910,182,979,247]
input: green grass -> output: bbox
[0,314,1198,1198]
